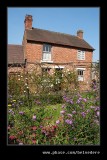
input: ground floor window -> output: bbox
[77,68,85,81]
[42,68,51,73]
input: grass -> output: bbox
[43,104,62,125]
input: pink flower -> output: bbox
[32,115,36,120]
[8,126,10,130]
[56,120,60,124]
[72,111,76,114]
[67,114,72,118]
[60,110,65,114]
[9,135,16,140]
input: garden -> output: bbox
[8,68,100,145]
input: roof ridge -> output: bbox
[32,27,77,38]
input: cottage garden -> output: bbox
[8,69,100,145]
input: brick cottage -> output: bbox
[8,14,95,90]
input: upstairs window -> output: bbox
[77,50,85,60]
[43,44,52,61]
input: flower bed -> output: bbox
[8,90,100,145]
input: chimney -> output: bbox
[24,15,33,30]
[77,30,83,39]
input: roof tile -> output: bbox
[8,44,24,64]
[26,28,94,50]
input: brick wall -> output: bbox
[25,42,93,63]
[25,41,93,90]
[26,42,42,62]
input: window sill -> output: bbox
[40,60,53,63]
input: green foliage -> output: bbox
[8,70,100,145]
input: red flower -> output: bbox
[31,126,37,131]
[53,125,57,129]
[9,135,16,140]
[32,139,36,144]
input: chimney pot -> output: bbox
[77,30,83,39]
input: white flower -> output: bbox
[96,111,100,117]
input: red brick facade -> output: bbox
[22,15,93,90]
[8,15,94,90]
[24,41,92,64]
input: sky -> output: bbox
[8,7,99,62]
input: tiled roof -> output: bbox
[8,44,24,64]
[26,28,94,50]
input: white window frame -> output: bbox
[76,68,85,81]
[77,50,85,60]
[42,44,52,61]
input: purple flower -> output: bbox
[70,100,73,104]
[83,98,87,102]
[67,114,72,118]
[94,106,100,111]
[72,110,76,114]
[79,97,82,101]
[65,119,73,125]
[76,100,80,104]
[32,115,36,120]
[60,110,65,114]
[81,112,86,117]
[56,120,60,124]
[19,111,24,115]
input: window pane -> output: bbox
[77,50,85,60]
[43,44,45,51]
[46,45,48,51]
[43,44,51,61]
